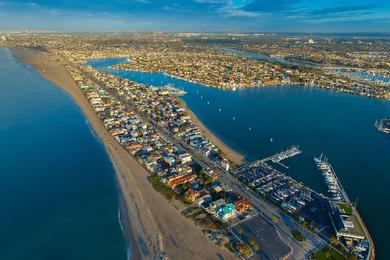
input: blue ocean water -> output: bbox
[0,48,126,260]
[89,57,390,259]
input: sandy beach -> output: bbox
[12,46,237,260]
[179,101,244,165]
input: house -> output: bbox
[167,174,196,188]
[195,194,213,207]
[185,189,204,203]
[208,198,226,212]
[234,199,252,213]
[212,185,223,194]
[221,159,230,171]
[178,153,192,164]
[145,159,158,172]
[215,203,237,222]
[111,128,128,136]
[164,155,176,166]
[125,143,143,154]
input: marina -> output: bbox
[328,68,390,88]
[314,154,348,202]
[375,118,390,134]
[314,154,373,259]
[267,145,302,169]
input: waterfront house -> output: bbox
[167,174,196,188]
[214,203,238,222]
[234,199,252,213]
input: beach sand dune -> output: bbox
[12,47,237,260]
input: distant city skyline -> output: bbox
[0,0,389,32]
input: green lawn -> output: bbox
[338,203,353,215]
[314,246,357,260]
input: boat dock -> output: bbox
[314,154,349,202]
[314,155,375,260]
[260,145,302,169]
[236,145,302,171]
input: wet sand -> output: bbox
[12,46,236,260]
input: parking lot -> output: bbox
[231,215,291,259]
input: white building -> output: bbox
[179,153,192,164]
[221,159,230,171]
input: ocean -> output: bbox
[0,48,126,260]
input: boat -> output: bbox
[314,154,346,202]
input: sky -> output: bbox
[0,0,389,32]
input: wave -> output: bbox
[118,205,132,260]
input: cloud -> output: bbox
[26,2,40,7]
[193,0,226,3]
[242,0,298,13]
[307,3,382,17]
[132,0,151,3]
[0,0,389,32]
[218,6,260,17]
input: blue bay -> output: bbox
[89,57,390,260]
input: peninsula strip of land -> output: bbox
[12,47,238,260]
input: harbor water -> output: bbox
[0,48,126,260]
[89,57,390,259]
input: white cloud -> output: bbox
[132,0,151,3]
[193,0,227,3]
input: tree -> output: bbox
[330,235,339,245]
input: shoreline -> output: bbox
[114,65,389,101]
[11,46,236,260]
[11,46,145,260]
[179,100,245,165]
